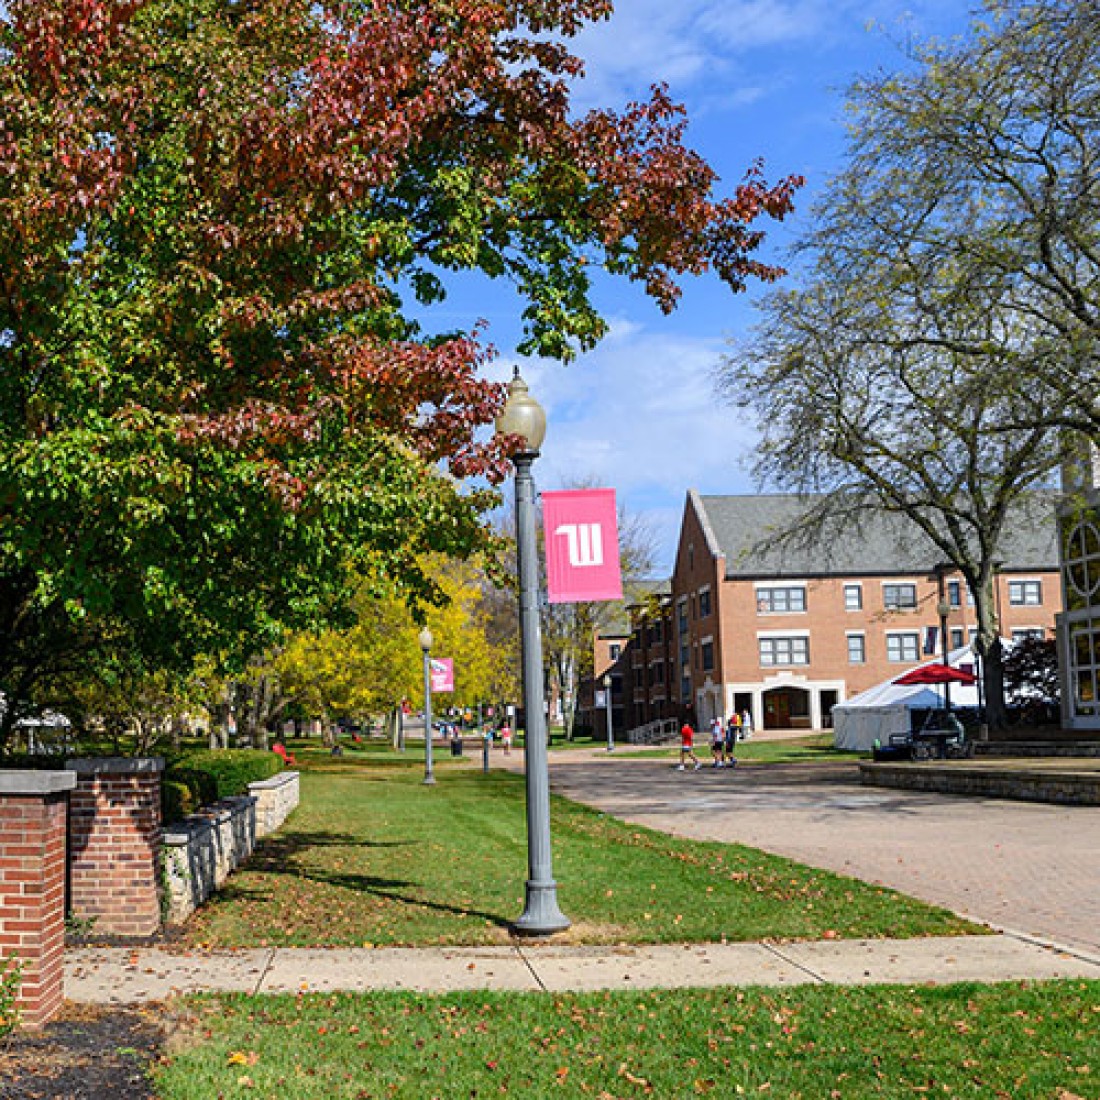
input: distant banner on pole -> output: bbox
[430,658,454,693]
[542,488,623,604]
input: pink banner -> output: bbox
[430,658,454,693]
[542,489,623,604]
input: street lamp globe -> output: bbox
[495,368,546,453]
[418,627,433,653]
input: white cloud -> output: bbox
[566,0,966,111]
[566,0,835,108]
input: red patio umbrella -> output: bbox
[894,663,976,686]
[895,662,976,712]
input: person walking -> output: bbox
[501,723,513,755]
[740,709,753,740]
[725,713,740,768]
[678,722,702,771]
[710,717,726,767]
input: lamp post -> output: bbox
[419,626,435,786]
[495,368,570,935]
[602,672,614,752]
[935,565,952,713]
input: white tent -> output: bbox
[832,647,981,751]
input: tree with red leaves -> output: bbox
[0,0,799,739]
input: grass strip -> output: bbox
[155,980,1100,1098]
[182,756,976,948]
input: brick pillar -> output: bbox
[0,770,76,1028]
[66,758,164,938]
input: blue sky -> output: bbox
[446,1,974,572]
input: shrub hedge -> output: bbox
[0,753,71,769]
[162,749,284,824]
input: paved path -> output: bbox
[530,751,1100,958]
[65,935,1100,1003]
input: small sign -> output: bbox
[542,488,623,604]
[594,689,608,708]
[430,658,454,693]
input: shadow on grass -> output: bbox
[303,867,511,929]
[247,830,412,870]
[218,828,512,931]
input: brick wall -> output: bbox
[66,758,164,938]
[0,771,76,1028]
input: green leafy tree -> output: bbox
[1002,634,1059,715]
[50,645,207,755]
[0,0,800,745]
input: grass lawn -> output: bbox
[181,751,976,948]
[154,980,1100,1098]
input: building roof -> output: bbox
[691,491,1060,579]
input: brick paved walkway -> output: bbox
[531,753,1100,957]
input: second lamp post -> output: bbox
[419,626,435,785]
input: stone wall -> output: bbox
[860,761,1100,805]
[249,770,299,837]
[162,772,299,924]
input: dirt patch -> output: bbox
[0,1003,166,1100]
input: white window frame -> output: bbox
[882,582,918,611]
[758,632,810,667]
[846,632,866,664]
[843,584,862,611]
[1008,578,1043,606]
[886,631,920,662]
[755,584,807,614]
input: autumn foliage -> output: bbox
[0,0,799,730]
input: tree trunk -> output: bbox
[320,711,336,749]
[972,572,1008,731]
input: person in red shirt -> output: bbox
[678,723,702,771]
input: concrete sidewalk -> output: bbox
[66,933,1100,1004]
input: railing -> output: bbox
[626,717,681,745]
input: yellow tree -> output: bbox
[276,559,505,739]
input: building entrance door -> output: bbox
[762,687,811,729]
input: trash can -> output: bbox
[450,738,463,757]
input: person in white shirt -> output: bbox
[709,717,726,767]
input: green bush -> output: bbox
[0,753,70,770]
[162,750,284,823]
[0,957,21,1040]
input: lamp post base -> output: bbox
[511,881,571,937]
[422,774,436,786]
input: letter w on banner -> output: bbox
[542,489,623,604]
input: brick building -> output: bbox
[594,492,1062,737]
